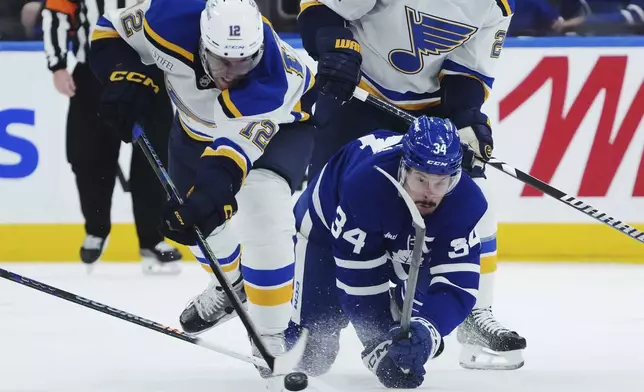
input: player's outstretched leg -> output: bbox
[179,224,247,335]
[236,169,297,382]
[457,177,526,370]
[164,118,248,335]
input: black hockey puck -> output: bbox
[284,372,308,391]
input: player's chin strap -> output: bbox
[373,167,425,335]
[353,87,644,245]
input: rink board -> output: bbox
[1,38,643,262]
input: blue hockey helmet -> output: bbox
[400,115,463,196]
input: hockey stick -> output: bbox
[354,88,644,245]
[132,124,307,375]
[117,164,130,192]
[374,167,425,333]
[0,267,269,368]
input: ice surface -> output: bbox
[1,261,643,392]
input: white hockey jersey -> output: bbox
[92,0,315,179]
[301,0,513,110]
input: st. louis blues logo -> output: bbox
[389,6,478,74]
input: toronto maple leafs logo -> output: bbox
[390,248,414,265]
[388,6,478,74]
[389,235,434,265]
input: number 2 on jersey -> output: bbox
[331,206,367,254]
[120,9,144,37]
[490,30,506,59]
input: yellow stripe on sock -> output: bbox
[481,254,498,274]
[244,283,293,306]
[199,256,240,273]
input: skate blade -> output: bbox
[84,263,96,275]
[141,259,181,276]
[459,344,524,370]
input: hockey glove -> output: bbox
[361,317,442,389]
[315,26,362,103]
[98,67,160,143]
[450,109,494,178]
[160,157,239,246]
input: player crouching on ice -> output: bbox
[286,116,488,388]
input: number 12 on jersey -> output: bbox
[331,206,367,254]
[239,120,277,152]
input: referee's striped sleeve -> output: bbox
[42,0,77,72]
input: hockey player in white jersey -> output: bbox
[89,0,316,379]
[298,0,526,369]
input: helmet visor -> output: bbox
[401,162,461,197]
[201,44,261,81]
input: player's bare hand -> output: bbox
[53,69,76,97]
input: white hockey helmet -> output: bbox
[199,0,265,83]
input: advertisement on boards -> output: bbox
[1,45,642,260]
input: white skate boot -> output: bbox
[179,275,247,335]
[457,307,526,370]
[251,332,286,391]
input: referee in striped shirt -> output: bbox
[41,0,183,273]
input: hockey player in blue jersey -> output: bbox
[88,0,316,382]
[298,0,526,370]
[286,116,487,388]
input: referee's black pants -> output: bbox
[65,62,173,250]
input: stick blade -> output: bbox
[273,328,309,375]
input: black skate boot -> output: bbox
[80,235,108,273]
[457,306,527,370]
[179,275,247,335]
[140,241,183,275]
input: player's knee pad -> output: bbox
[473,177,498,275]
[235,169,295,328]
[189,223,242,281]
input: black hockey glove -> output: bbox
[160,156,239,246]
[98,67,159,143]
[449,109,493,178]
[315,26,362,103]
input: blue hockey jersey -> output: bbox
[294,131,488,343]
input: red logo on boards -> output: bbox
[499,56,644,197]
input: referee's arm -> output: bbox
[42,0,77,96]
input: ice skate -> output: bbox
[179,275,246,335]
[251,332,286,391]
[140,241,183,275]
[80,235,108,274]
[457,306,526,370]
